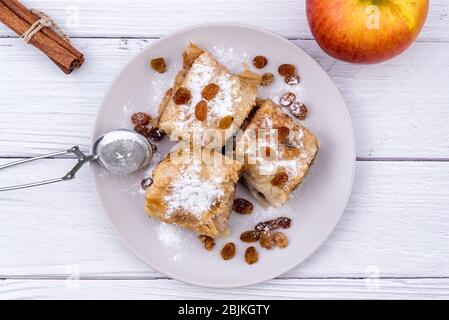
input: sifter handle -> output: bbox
[0,146,95,192]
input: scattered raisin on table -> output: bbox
[253,55,268,69]
[290,102,308,120]
[271,172,289,187]
[245,246,259,265]
[150,57,167,73]
[131,112,151,126]
[134,124,152,138]
[219,115,234,129]
[279,92,296,107]
[240,231,261,243]
[201,83,220,101]
[261,73,274,86]
[173,87,192,105]
[274,232,289,248]
[255,217,292,231]
[233,198,254,214]
[259,231,276,250]
[278,64,296,77]
[195,100,208,121]
[221,242,236,260]
[148,127,166,141]
[285,74,300,85]
[199,235,215,251]
[141,177,153,190]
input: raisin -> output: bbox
[260,72,274,86]
[274,232,289,248]
[194,100,208,121]
[271,172,289,187]
[245,246,259,265]
[173,87,192,105]
[253,55,268,69]
[279,92,296,107]
[199,235,215,251]
[285,74,300,85]
[233,198,254,214]
[259,231,276,250]
[134,124,152,138]
[278,64,296,77]
[255,217,292,231]
[201,83,220,101]
[149,127,166,141]
[277,126,290,143]
[218,115,234,129]
[141,177,153,190]
[149,142,157,153]
[131,112,151,126]
[240,231,261,243]
[290,102,308,120]
[221,242,236,260]
[150,57,167,73]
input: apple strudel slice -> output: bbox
[237,99,319,207]
[145,146,242,238]
[158,43,258,149]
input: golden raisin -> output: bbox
[219,115,234,129]
[199,235,215,251]
[261,72,274,86]
[255,217,292,231]
[279,92,296,107]
[195,100,208,121]
[201,83,220,101]
[259,231,276,250]
[274,232,289,248]
[141,177,153,190]
[221,242,236,260]
[271,172,289,187]
[278,64,296,77]
[290,102,308,120]
[277,126,290,143]
[233,198,254,214]
[131,112,151,126]
[245,246,259,265]
[134,124,151,138]
[173,87,192,105]
[285,74,300,85]
[253,55,268,69]
[240,231,261,243]
[150,57,166,73]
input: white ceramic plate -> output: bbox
[91,23,355,288]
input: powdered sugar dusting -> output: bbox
[156,222,196,261]
[210,43,249,74]
[164,162,225,218]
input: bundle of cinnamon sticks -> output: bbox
[0,0,84,74]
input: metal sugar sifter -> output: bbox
[0,129,153,192]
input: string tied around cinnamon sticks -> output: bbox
[0,0,84,74]
[22,9,70,44]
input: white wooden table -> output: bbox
[0,0,448,300]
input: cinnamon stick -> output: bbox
[0,0,84,73]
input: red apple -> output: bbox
[306,0,429,63]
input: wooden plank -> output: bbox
[0,159,448,279]
[0,38,448,158]
[0,0,446,41]
[1,278,448,299]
